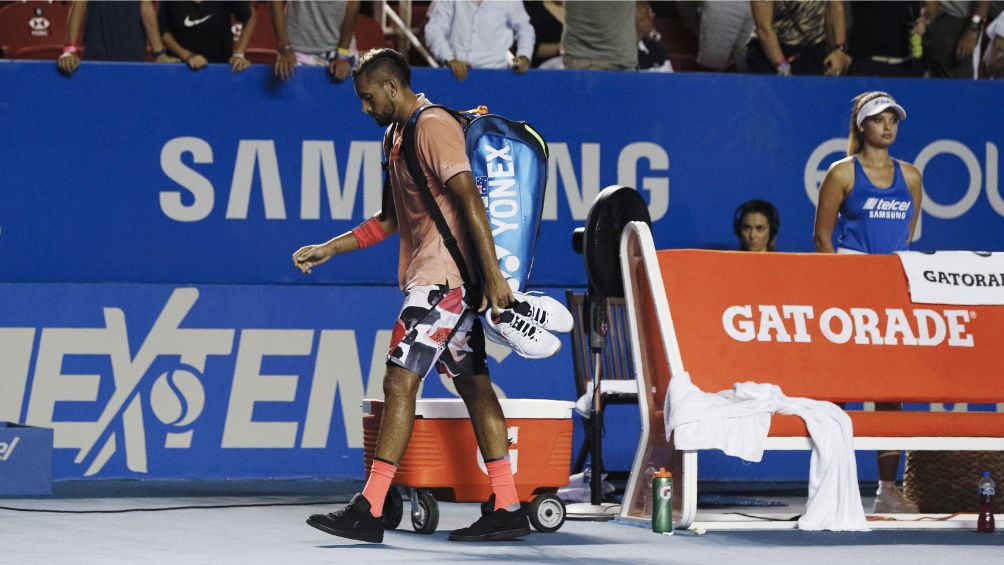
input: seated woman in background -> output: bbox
[734,199,780,252]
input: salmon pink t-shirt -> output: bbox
[385,95,474,291]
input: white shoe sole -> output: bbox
[484,318,562,359]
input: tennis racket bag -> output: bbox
[395,105,549,300]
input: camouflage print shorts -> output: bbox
[387,284,488,379]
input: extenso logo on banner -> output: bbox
[805,138,1003,241]
[1,288,516,477]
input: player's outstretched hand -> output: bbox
[292,243,335,274]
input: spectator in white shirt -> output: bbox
[424,0,536,81]
[985,10,1004,78]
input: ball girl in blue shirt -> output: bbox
[812,91,924,513]
[814,91,923,254]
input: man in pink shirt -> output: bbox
[292,48,530,544]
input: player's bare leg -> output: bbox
[306,366,422,543]
[450,374,530,541]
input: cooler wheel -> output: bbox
[410,489,439,534]
[528,494,566,533]
[382,486,403,530]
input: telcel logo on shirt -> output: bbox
[863,197,911,219]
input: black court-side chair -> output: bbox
[565,291,639,479]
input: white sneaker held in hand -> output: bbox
[510,291,574,333]
[485,309,561,359]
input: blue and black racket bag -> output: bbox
[394,105,549,305]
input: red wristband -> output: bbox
[351,217,387,248]
[63,44,82,54]
[773,57,788,68]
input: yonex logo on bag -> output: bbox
[483,140,523,289]
[863,197,910,219]
[0,437,20,461]
[485,141,518,235]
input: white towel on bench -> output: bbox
[665,371,869,531]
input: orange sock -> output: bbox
[486,457,520,511]
[361,459,397,517]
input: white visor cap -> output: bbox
[856,96,907,128]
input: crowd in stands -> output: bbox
[0,1,1001,80]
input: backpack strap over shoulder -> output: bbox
[400,105,483,306]
[378,125,395,222]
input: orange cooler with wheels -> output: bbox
[362,398,574,534]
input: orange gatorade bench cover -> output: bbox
[619,227,1004,528]
[654,250,1004,407]
[770,411,1004,438]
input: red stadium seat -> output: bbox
[0,1,69,59]
[232,2,275,52]
[355,14,391,51]
[11,42,60,59]
[668,52,697,72]
[244,46,276,65]
[408,1,430,33]
[653,16,698,72]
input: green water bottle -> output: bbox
[910,30,923,59]
[651,467,674,534]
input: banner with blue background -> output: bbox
[1,61,1001,483]
[0,284,576,480]
[1,62,1001,286]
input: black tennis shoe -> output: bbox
[448,494,531,542]
[306,493,384,543]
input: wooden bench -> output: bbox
[615,222,1004,529]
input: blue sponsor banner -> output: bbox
[1,62,1001,484]
[0,283,580,480]
[0,283,994,483]
[0,62,1002,287]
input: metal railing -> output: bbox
[376,0,439,68]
